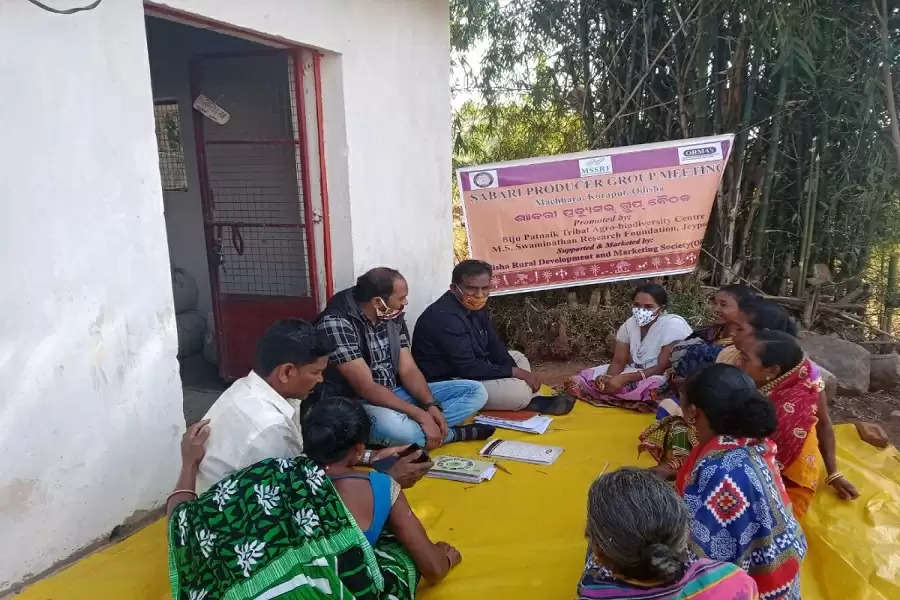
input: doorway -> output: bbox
[145,15,321,422]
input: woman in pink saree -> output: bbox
[567,284,692,412]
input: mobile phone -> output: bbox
[371,445,430,472]
[400,443,430,463]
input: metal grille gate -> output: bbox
[192,50,318,379]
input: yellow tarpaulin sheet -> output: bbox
[405,407,900,600]
[15,406,900,599]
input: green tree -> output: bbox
[451,99,587,260]
[451,0,900,303]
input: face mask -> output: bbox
[375,297,403,320]
[454,285,488,311]
[632,306,659,327]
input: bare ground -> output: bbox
[533,360,900,447]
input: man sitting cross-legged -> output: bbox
[196,319,430,493]
[413,259,574,414]
[316,267,493,449]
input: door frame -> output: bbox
[145,1,335,301]
[146,2,334,376]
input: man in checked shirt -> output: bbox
[316,267,494,449]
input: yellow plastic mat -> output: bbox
[14,406,899,599]
[405,407,900,600]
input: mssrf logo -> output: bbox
[678,142,723,165]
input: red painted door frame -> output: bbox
[146,4,334,378]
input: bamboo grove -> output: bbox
[451,0,900,300]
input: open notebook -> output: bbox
[479,439,563,465]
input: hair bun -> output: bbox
[726,390,777,438]
[640,543,683,581]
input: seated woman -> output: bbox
[568,283,692,411]
[668,284,757,380]
[655,284,757,420]
[303,396,462,582]
[717,297,798,367]
[578,467,758,600]
[741,329,859,518]
[676,364,807,600]
[166,419,422,600]
[641,298,806,475]
[730,300,859,508]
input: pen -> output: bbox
[495,462,512,475]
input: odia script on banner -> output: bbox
[457,135,733,294]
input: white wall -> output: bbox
[155,0,454,322]
[0,1,183,590]
[0,0,450,590]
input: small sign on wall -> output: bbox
[192,95,230,125]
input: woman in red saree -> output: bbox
[739,328,857,517]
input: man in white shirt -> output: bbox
[197,319,430,493]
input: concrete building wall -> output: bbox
[0,0,450,590]
[0,1,183,589]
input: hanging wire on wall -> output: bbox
[25,0,102,15]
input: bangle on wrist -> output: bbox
[167,489,197,506]
[825,471,844,485]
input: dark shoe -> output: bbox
[451,423,496,442]
[524,394,575,415]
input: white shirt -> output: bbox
[196,371,304,493]
[615,313,693,369]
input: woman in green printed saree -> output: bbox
[166,416,447,600]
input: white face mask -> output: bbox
[632,306,659,327]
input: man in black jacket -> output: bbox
[316,267,494,449]
[413,260,573,414]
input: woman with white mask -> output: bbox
[566,283,692,411]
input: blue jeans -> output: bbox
[365,380,488,447]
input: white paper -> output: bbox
[474,415,552,434]
[479,439,563,465]
[193,94,230,125]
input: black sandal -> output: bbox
[524,394,576,415]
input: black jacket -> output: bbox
[412,291,515,381]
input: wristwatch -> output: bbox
[424,403,444,412]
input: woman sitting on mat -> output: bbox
[717,297,798,367]
[656,284,758,419]
[676,364,807,600]
[568,283,692,411]
[641,299,803,475]
[303,396,462,583]
[668,284,758,380]
[166,419,421,600]
[741,329,859,517]
[730,299,859,508]
[579,467,758,600]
